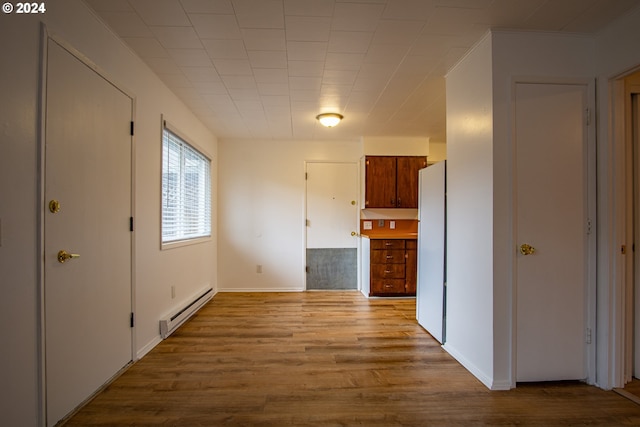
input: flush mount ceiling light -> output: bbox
[316,113,344,127]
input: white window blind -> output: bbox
[162,127,211,244]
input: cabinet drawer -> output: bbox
[371,249,405,264]
[371,279,406,294]
[371,239,405,250]
[371,263,405,279]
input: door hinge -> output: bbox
[130,217,134,232]
[586,328,592,344]
[585,108,591,126]
[586,218,592,235]
[622,245,627,255]
[130,312,135,328]
[306,219,310,227]
[130,121,135,136]
[305,172,308,180]
[305,266,310,273]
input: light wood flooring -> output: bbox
[65,292,640,426]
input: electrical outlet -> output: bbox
[363,221,372,230]
[378,219,385,227]
[390,221,396,229]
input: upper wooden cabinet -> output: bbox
[364,156,427,208]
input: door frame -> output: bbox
[610,67,640,389]
[37,26,137,425]
[303,161,361,291]
[509,77,597,387]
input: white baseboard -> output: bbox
[442,343,512,390]
[216,287,305,292]
[136,335,162,360]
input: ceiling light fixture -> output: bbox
[316,113,343,127]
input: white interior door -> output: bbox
[306,162,359,290]
[515,82,589,382]
[44,39,133,426]
[417,162,446,343]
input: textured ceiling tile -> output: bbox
[287,41,328,61]
[98,12,153,37]
[180,0,234,14]
[167,48,213,66]
[181,66,221,83]
[382,0,435,20]
[327,31,374,53]
[150,26,203,49]
[247,51,288,69]
[202,39,247,59]
[221,75,258,89]
[288,60,325,77]
[213,59,253,76]
[332,2,385,32]
[190,14,242,39]
[289,76,323,91]
[242,29,287,50]
[325,53,365,70]
[253,68,289,84]
[192,80,229,94]
[85,0,134,12]
[129,0,191,26]
[284,0,334,16]
[232,0,285,28]
[286,16,332,42]
[371,20,424,45]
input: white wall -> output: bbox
[445,30,596,390]
[0,1,216,424]
[444,33,496,388]
[490,30,595,389]
[594,5,640,389]
[217,138,362,291]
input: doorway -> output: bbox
[622,71,640,392]
[514,81,595,382]
[43,37,133,426]
[305,162,359,290]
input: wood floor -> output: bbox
[65,292,640,426]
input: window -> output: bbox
[162,124,211,245]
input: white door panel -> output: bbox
[306,163,359,249]
[515,82,588,382]
[45,39,132,426]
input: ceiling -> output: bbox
[85,0,640,142]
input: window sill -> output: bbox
[161,235,211,251]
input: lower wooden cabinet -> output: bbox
[369,239,417,297]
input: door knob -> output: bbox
[58,250,80,263]
[351,231,358,236]
[519,244,536,256]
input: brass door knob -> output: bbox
[519,244,536,256]
[58,250,80,263]
[351,231,358,236]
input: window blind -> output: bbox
[162,128,211,243]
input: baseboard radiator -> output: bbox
[159,287,213,339]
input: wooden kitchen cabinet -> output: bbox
[369,239,417,297]
[364,156,427,208]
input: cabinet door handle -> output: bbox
[390,198,395,206]
[386,255,393,259]
[384,284,393,288]
[397,198,401,207]
[384,270,392,274]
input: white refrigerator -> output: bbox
[416,161,446,344]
